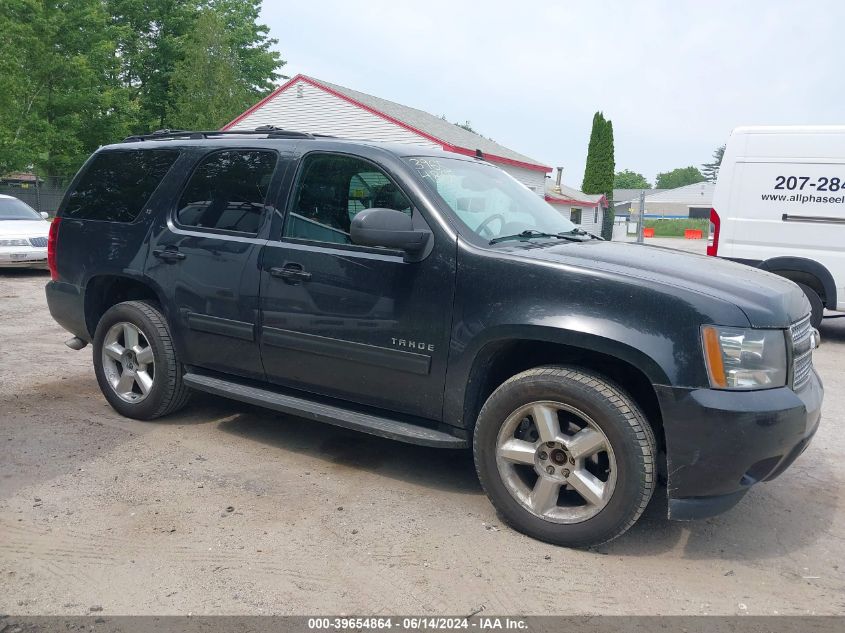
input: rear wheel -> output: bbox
[473,366,656,547]
[796,282,824,328]
[93,300,190,420]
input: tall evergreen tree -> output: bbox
[701,144,726,183]
[581,112,616,239]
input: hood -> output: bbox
[500,240,808,328]
[0,219,50,238]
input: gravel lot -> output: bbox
[1,249,844,616]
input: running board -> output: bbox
[183,373,467,449]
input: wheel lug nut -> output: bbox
[562,469,570,478]
[569,456,575,465]
[538,451,548,460]
[546,442,555,448]
[545,466,555,475]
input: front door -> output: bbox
[258,151,456,420]
[146,148,287,380]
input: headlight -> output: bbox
[0,239,29,247]
[701,326,787,389]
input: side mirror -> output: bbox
[350,208,429,255]
[40,212,50,220]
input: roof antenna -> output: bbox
[475,149,484,160]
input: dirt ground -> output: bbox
[1,259,843,616]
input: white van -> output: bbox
[710,125,845,327]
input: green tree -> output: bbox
[701,144,726,183]
[107,0,198,131]
[0,0,135,179]
[581,112,615,239]
[108,0,283,131]
[655,166,706,189]
[170,10,259,129]
[613,169,651,189]
[0,0,284,179]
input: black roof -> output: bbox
[105,126,486,164]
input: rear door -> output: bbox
[145,146,293,380]
[257,150,457,420]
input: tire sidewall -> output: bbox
[474,370,652,547]
[93,302,173,420]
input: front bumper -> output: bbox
[656,369,823,520]
[0,248,48,267]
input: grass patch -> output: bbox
[643,218,709,237]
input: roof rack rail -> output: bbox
[122,126,323,143]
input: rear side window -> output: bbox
[63,149,179,222]
[176,150,277,235]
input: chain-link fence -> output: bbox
[0,178,66,216]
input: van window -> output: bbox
[176,150,277,234]
[63,149,179,222]
[284,153,412,245]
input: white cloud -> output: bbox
[261,0,845,187]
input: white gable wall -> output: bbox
[229,79,441,148]
[501,165,547,196]
[229,78,547,195]
[550,203,604,235]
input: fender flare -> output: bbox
[758,257,837,308]
[447,324,674,429]
[82,272,171,339]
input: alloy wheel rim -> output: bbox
[495,400,617,524]
[101,322,155,403]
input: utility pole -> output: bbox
[636,191,646,244]
[34,170,42,214]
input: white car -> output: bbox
[0,194,51,268]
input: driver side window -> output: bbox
[284,153,412,245]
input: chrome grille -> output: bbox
[790,314,814,390]
[28,237,48,248]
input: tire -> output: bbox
[473,366,656,548]
[92,300,191,420]
[796,282,824,328]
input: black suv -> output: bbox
[46,129,823,547]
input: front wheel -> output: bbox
[92,300,190,420]
[473,366,656,547]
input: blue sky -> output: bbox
[260,0,845,187]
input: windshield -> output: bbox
[0,197,41,220]
[405,156,576,241]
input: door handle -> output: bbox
[270,264,312,283]
[153,248,186,262]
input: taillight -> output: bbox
[706,208,720,257]
[47,217,61,280]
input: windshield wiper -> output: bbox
[490,230,572,245]
[559,228,604,240]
